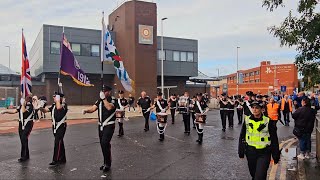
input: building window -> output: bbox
[255,71,260,75]
[255,79,260,82]
[158,50,166,60]
[50,42,60,54]
[166,50,172,61]
[187,52,194,62]
[81,44,91,56]
[71,43,81,56]
[91,45,100,57]
[180,52,187,61]
[173,51,180,61]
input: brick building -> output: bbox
[224,61,298,95]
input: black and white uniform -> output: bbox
[181,96,192,133]
[95,97,116,168]
[235,100,244,124]
[219,99,228,130]
[48,102,68,163]
[168,97,178,124]
[190,100,196,128]
[194,99,208,143]
[154,98,168,140]
[115,98,128,136]
[137,96,152,131]
[226,100,235,128]
[17,101,34,160]
[243,99,253,117]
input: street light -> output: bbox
[236,46,240,95]
[161,17,168,97]
[5,46,10,70]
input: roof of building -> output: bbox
[0,64,19,75]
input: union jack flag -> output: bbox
[21,31,32,98]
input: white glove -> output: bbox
[20,98,25,105]
[120,107,125,111]
[82,109,86,115]
[55,95,60,102]
[39,101,45,107]
[0,110,5,114]
[161,109,166,113]
[100,91,105,100]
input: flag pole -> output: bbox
[21,28,25,99]
[58,26,64,94]
[101,11,104,90]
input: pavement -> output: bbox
[0,108,300,179]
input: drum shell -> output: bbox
[195,113,206,123]
[156,114,167,123]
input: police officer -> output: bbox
[168,94,178,124]
[194,93,209,144]
[137,91,152,132]
[1,95,34,162]
[238,101,280,180]
[115,90,129,137]
[40,92,68,166]
[82,85,116,172]
[219,93,228,132]
[153,92,169,141]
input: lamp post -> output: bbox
[161,17,167,97]
[5,46,10,70]
[236,46,240,95]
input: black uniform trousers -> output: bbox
[118,122,124,136]
[191,112,196,128]
[245,146,271,180]
[18,121,33,159]
[282,111,290,125]
[52,123,67,163]
[220,110,227,129]
[99,124,115,167]
[142,110,150,130]
[196,123,203,142]
[227,110,234,127]
[182,113,190,132]
[237,109,243,124]
[170,108,176,124]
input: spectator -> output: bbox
[292,98,316,159]
[39,95,47,118]
[32,96,40,122]
[310,93,319,110]
[128,94,135,112]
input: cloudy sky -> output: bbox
[0,0,298,77]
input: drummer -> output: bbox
[115,90,129,137]
[153,92,169,141]
[194,93,209,144]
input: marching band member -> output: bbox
[168,94,178,124]
[82,85,116,172]
[1,95,34,162]
[243,91,254,117]
[115,90,129,137]
[190,96,197,129]
[137,91,152,132]
[194,93,209,144]
[153,92,169,141]
[41,92,68,166]
[235,96,244,125]
[219,93,228,132]
[180,92,192,135]
[227,96,235,128]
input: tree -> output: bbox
[262,0,320,89]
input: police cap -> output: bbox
[53,91,64,97]
[250,101,263,108]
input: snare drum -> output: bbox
[116,109,125,119]
[195,113,207,124]
[156,112,168,123]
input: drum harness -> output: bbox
[156,100,167,135]
[99,101,116,131]
[195,101,205,134]
[51,105,67,134]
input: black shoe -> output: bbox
[196,139,202,144]
[222,128,226,132]
[186,132,190,136]
[49,161,58,166]
[117,134,122,137]
[159,138,164,142]
[172,122,175,124]
[103,166,111,172]
[144,128,149,132]
[59,160,66,164]
[193,126,196,129]
[100,165,105,170]
[18,158,28,162]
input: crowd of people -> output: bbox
[0,87,317,178]
[220,90,318,179]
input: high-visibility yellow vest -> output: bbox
[245,116,271,149]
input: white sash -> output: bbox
[118,99,124,109]
[245,100,253,114]
[196,101,204,114]
[20,110,33,130]
[99,101,116,131]
[157,100,165,112]
[52,105,67,134]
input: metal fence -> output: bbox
[0,87,19,108]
